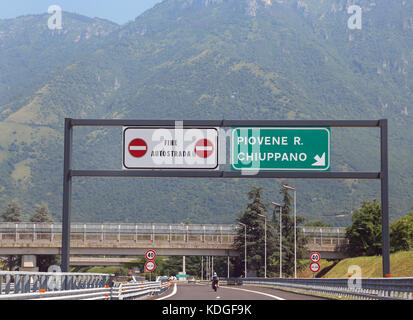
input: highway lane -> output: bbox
[155,283,329,300]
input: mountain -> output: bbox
[0,0,412,226]
[0,13,119,115]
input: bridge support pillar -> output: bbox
[182,255,186,274]
[19,255,39,272]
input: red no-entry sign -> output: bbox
[194,139,214,158]
[128,138,148,158]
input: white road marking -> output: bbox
[220,286,286,300]
[156,283,177,300]
[195,282,286,300]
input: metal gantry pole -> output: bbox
[380,119,390,277]
[264,217,267,278]
[61,118,73,272]
[294,189,297,279]
[279,206,282,278]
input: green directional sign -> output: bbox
[231,127,331,171]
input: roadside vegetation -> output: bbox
[302,201,413,279]
[2,195,413,278]
[321,250,413,278]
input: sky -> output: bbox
[0,0,164,25]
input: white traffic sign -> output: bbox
[145,260,156,272]
[310,252,321,263]
[123,127,219,169]
[309,262,320,273]
[145,249,156,261]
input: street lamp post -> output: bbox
[238,222,247,278]
[283,184,297,278]
[272,202,283,278]
[257,213,267,278]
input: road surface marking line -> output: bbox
[156,283,177,300]
[221,286,285,300]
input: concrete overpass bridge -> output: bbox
[0,223,348,269]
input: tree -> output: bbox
[345,200,382,257]
[233,186,271,277]
[233,184,308,278]
[390,212,413,253]
[1,200,23,270]
[1,200,23,222]
[29,202,57,271]
[30,203,54,222]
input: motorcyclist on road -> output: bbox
[212,272,219,291]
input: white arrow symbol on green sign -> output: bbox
[312,153,326,166]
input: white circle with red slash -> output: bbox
[194,139,214,158]
[145,249,156,261]
[309,262,320,273]
[310,252,321,263]
[128,138,148,158]
[145,260,156,272]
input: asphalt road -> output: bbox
[155,283,329,300]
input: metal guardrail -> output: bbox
[0,271,172,300]
[0,222,236,236]
[0,222,346,238]
[231,277,413,300]
[0,271,112,295]
[112,280,172,300]
[0,222,237,244]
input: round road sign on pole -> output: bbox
[310,252,321,263]
[128,138,148,158]
[145,249,156,261]
[145,260,156,272]
[309,262,320,273]
[194,139,214,158]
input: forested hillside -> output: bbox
[0,0,412,226]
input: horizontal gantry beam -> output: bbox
[70,119,382,128]
[70,170,381,179]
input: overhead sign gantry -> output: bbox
[62,119,390,278]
